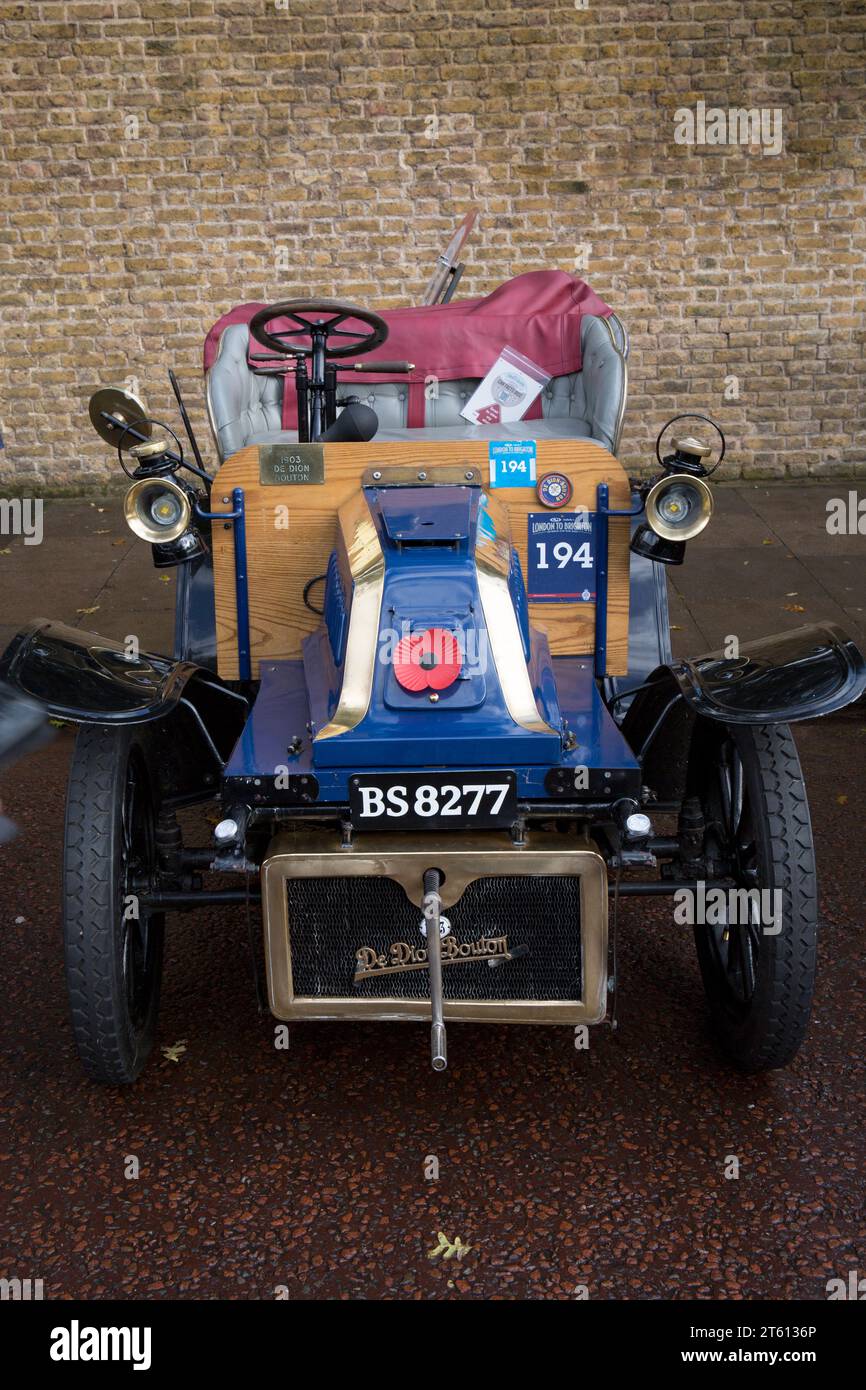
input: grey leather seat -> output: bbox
[206,313,627,461]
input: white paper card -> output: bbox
[460,345,551,425]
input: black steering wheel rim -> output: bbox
[248,298,389,359]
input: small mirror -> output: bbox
[88,386,151,446]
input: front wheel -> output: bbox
[63,725,165,1083]
[690,722,818,1072]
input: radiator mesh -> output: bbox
[285,875,582,1001]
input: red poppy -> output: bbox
[393,627,462,692]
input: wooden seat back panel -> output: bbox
[211,440,631,679]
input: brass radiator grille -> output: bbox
[261,830,608,1026]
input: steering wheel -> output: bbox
[249,298,388,359]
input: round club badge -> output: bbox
[537,471,573,509]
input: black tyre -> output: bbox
[690,722,817,1072]
[63,725,165,1083]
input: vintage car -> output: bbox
[2,269,864,1084]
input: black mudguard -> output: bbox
[0,619,217,722]
[0,620,248,803]
[622,622,866,800]
[659,622,865,724]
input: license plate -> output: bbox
[349,772,518,829]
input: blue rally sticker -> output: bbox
[477,493,497,541]
[527,511,597,602]
[488,439,537,488]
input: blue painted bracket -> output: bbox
[196,487,251,681]
[594,482,645,680]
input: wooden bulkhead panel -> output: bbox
[210,440,631,679]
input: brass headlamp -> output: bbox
[88,383,209,566]
[644,471,714,542]
[631,431,717,565]
[123,473,192,544]
[123,462,206,565]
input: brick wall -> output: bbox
[1,0,864,487]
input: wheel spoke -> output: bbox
[725,915,743,986]
[730,750,744,838]
[138,911,150,965]
[717,757,733,838]
[122,920,137,1009]
[745,893,763,956]
[724,917,752,1001]
[121,764,138,877]
[738,921,757,997]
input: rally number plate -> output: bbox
[349,772,518,830]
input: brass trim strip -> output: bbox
[474,495,558,737]
[261,829,608,1026]
[362,465,484,488]
[313,491,385,741]
[276,999,597,1025]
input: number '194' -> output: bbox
[535,541,593,569]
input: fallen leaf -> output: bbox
[161,1040,188,1063]
[762,538,774,545]
[837,794,848,806]
[670,625,683,631]
[76,606,100,615]
[427,1231,471,1261]
[783,603,805,613]
[0,548,10,555]
[159,575,172,583]
[786,592,798,597]
[112,539,125,546]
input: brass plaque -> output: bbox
[259,443,325,486]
